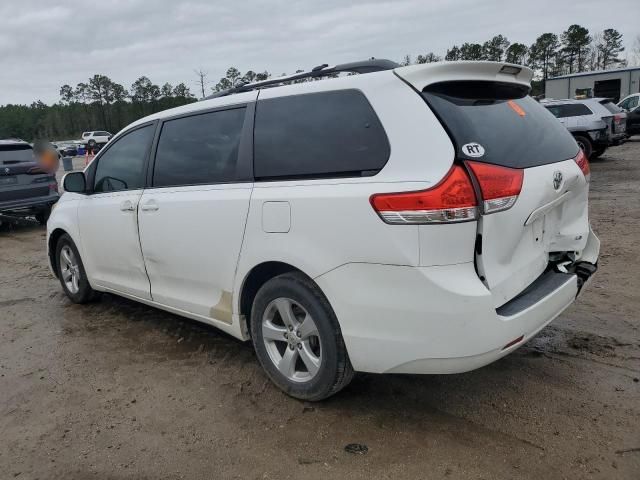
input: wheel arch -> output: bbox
[238,261,322,337]
[48,227,68,277]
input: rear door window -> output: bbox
[422,82,578,168]
[153,107,246,187]
[254,90,390,180]
[545,103,592,118]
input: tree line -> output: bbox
[0,24,630,142]
[423,26,626,81]
[0,75,197,142]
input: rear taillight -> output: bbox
[574,149,590,178]
[370,165,477,224]
[465,161,523,214]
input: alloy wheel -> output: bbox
[261,297,322,383]
[576,139,587,152]
[59,245,80,294]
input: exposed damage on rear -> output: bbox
[331,61,600,375]
[400,62,600,310]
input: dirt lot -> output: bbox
[1,140,639,480]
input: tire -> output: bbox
[55,234,100,303]
[574,134,593,159]
[88,139,96,147]
[35,207,51,226]
[250,272,354,401]
[591,146,607,159]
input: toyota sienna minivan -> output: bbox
[47,60,600,400]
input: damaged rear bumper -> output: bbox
[315,229,600,376]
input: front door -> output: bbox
[78,123,156,299]
[137,105,253,321]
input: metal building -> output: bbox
[545,66,640,102]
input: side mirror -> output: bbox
[63,172,87,193]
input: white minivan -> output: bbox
[48,60,600,400]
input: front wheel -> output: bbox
[250,272,354,401]
[55,234,100,303]
[574,134,593,159]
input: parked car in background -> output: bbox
[48,60,599,400]
[0,139,59,224]
[542,98,626,158]
[594,98,627,144]
[81,131,112,148]
[58,143,79,156]
[50,144,62,158]
[617,93,640,135]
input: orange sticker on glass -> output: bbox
[508,100,526,117]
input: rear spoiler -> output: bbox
[394,61,533,92]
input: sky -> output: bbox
[1,0,638,105]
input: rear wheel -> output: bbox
[591,146,607,159]
[35,207,51,225]
[574,134,593,159]
[55,234,99,303]
[250,272,354,401]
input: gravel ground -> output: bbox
[1,140,639,480]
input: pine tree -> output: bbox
[599,29,625,69]
[530,33,560,80]
[505,43,528,65]
[445,46,461,61]
[561,25,591,73]
[482,35,510,61]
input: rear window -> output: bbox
[254,90,390,180]
[0,145,34,163]
[422,82,578,168]
[545,103,593,118]
[599,101,622,114]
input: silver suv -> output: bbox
[542,98,626,159]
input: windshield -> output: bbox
[422,81,578,169]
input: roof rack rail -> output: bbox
[203,58,399,100]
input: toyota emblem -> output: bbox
[553,171,563,191]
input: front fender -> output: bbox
[46,194,83,277]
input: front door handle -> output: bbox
[120,200,135,212]
[140,199,159,212]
